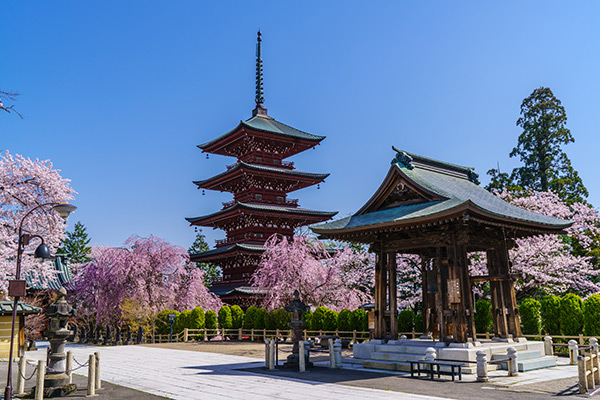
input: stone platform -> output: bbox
[353,338,556,374]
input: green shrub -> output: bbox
[350,309,368,332]
[337,309,352,332]
[272,308,291,330]
[265,309,277,330]
[190,307,205,329]
[205,310,218,330]
[218,306,233,329]
[520,298,541,335]
[322,309,338,331]
[311,306,327,331]
[414,312,423,333]
[474,300,493,333]
[397,309,415,332]
[584,294,600,336]
[175,310,192,332]
[303,310,312,329]
[560,293,584,336]
[231,305,244,329]
[541,295,561,335]
[156,309,179,335]
[254,308,268,330]
[244,306,258,329]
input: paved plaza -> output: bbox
[13,342,584,400]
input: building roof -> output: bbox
[186,202,337,225]
[209,283,261,296]
[190,243,266,260]
[25,256,74,291]
[311,148,571,237]
[198,114,325,151]
[193,161,329,188]
[0,301,42,316]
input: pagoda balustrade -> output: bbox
[221,198,299,209]
[225,159,295,170]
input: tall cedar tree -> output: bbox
[58,221,92,263]
[188,232,221,285]
[488,87,587,204]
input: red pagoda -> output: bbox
[187,31,336,304]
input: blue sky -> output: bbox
[2,2,599,249]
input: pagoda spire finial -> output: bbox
[253,29,268,117]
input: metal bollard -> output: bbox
[95,352,102,390]
[476,350,488,382]
[544,336,553,356]
[16,356,26,395]
[66,350,73,384]
[328,338,335,368]
[88,353,96,396]
[35,359,45,400]
[507,347,519,376]
[333,338,342,368]
[299,341,306,372]
[569,339,579,365]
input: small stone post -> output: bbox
[591,338,600,384]
[400,334,407,340]
[269,339,276,370]
[579,355,588,394]
[137,326,144,344]
[569,339,579,365]
[544,336,553,356]
[35,359,45,400]
[328,338,335,368]
[126,327,133,345]
[16,356,26,395]
[333,338,342,368]
[476,350,488,382]
[425,347,436,362]
[115,326,122,345]
[66,350,73,384]
[265,339,271,369]
[299,341,306,372]
[95,352,102,390]
[88,353,96,396]
[507,347,519,376]
[103,326,111,346]
[72,324,79,343]
[591,337,598,353]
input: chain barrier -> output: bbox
[18,361,38,381]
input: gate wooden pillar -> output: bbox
[388,252,398,339]
[374,247,388,338]
[487,249,509,338]
[498,240,522,338]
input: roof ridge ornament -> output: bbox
[252,30,268,117]
[391,147,414,170]
[467,169,480,185]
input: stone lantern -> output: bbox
[283,290,312,369]
[42,287,77,397]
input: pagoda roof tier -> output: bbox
[190,243,265,263]
[198,114,325,158]
[194,161,329,192]
[187,202,337,231]
[311,148,571,242]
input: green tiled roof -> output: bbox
[0,301,42,315]
[312,149,571,234]
[190,243,265,259]
[209,283,264,296]
[193,162,329,187]
[199,114,325,150]
[186,202,337,225]
[26,256,74,291]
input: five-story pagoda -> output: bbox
[187,31,336,305]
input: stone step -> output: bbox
[497,356,557,372]
[491,349,542,361]
[489,343,528,354]
[374,345,430,355]
[371,352,425,362]
[362,360,405,371]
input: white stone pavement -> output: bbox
[25,343,452,400]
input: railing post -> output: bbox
[238,328,243,341]
[88,353,96,396]
[411,329,416,339]
[35,359,45,400]
[251,328,254,341]
[184,328,188,342]
[352,330,357,343]
[580,333,585,346]
[507,347,518,376]
[66,350,73,384]
[303,329,307,342]
[476,350,488,382]
[579,355,589,394]
[333,338,342,368]
[299,341,306,372]
[591,338,600,384]
[570,339,579,365]
[204,328,207,341]
[95,351,102,390]
[16,356,26,395]
[276,329,280,339]
[328,338,335,368]
[544,336,553,356]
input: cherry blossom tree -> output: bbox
[70,235,221,332]
[251,234,374,311]
[0,151,75,292]
[471,190,600,299]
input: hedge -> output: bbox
[311,306,327,331]
[218,306,233,329]
[175,310,191,333]
[414,312,423,333]
[540,295,561,335]
[560,293,584,336]
[190,307,205,329]
[584,294,600,336]
[474,300,493,333]
[244,306,258,329]
[156,309,179,335]
[398,310,415,332]
[231,305,244,329]
[322,309,338,331]
[520,298,541,335]
[338,309,352,332]
[205,310,217,330]
[350,309,368,332]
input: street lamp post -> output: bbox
[4,202,76,400]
